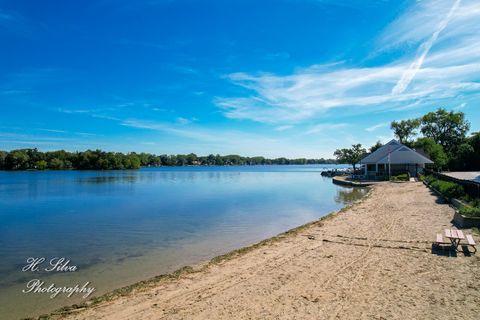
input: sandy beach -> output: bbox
[51,182,480,320]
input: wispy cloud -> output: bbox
[1,68,63,94]
[216,63,480,124]
[365,122,389,132]
[261,51,290,61]
[121,119,223,142]
[118,118,332,157]
[391,0,461,95]
[0,132,72,144]
[275,125,294,131]
[0,11,13,21]
[216,0,480,125]
[170,65,198,75]
[38,128,68,133]
[305,123,348,135]
[176,117,198,125]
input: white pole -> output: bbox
[388,150,391,179]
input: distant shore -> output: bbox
[41,182,480,320]
[0,148,338,171]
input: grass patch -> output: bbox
[390,173,409,182]
[459,205,480,218]
[424,175,464,199]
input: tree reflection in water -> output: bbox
[335,187,368,204]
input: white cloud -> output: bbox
[305,123,348,135]
[120,118,316,157]
[38,128,67,133]
[216,0,480,124]
[274,125,294,131]
[365,122,389,132]
[176,117,192,125]
[391,0,461,95]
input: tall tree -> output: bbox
[369,141,384,153]
[390,119,420,144]
[334,144,366,172]
[420,108,470,154]
[0,151,6,170]
[413,137,447,169]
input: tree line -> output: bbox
[334,108,479,171]
[0,149,337,171]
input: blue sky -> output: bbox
[1,0,479,158]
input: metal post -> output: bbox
[388,152,391,179]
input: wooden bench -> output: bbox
[466,235,477,254]
[444,229,451,238]
[435,233,450,248]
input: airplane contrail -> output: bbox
[392,0,461,95]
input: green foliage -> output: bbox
[5,150,30,170]
[388,108,475,171]
[35,160,48,170]
[459,205,480,218]
[420,108,470,155]
[0,151,6,170]
[333,144,366,171]
[390,173,409,181]
[413,137,448,169]
[369,140,384,153]
[0,148,337,171]
[426,175,465,199]
[449,132,480,170]
[390,119,420,145]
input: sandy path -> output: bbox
[56,182,480,320]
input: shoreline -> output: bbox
[33,187,373,320]
[2,163,346,173]
[34,182,480,319]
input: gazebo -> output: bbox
[360,139,433,178]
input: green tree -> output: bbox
[452,143,475,170]
[5,150,30,170]
[333,144,366,172]
[0,151,7,170]
[420,108,470,154]
[413,137,447,169]
[48,158,64,170]
[215,154,224,165]
[0,148,338,170]
[465,132,480,170]
[369,141,384,153]
[390,119,420,145]
[186,153,198,165]
[35,160,48,170]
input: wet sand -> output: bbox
[52,182,480,319]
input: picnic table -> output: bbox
[436,229,477,253]
[444,229,465,250]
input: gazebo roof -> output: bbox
[376,146,433,164]
[360,139,433,164]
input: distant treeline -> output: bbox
[0,149,337,170]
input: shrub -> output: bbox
[459,205,480,218]
[429,179,464,199]
[391,173,409,181]
[424,175,436,184]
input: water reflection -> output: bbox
[0,165,363,319]
[78,175,140,184]
[335,187,369,204]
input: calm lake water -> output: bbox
[0,165,366,319]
